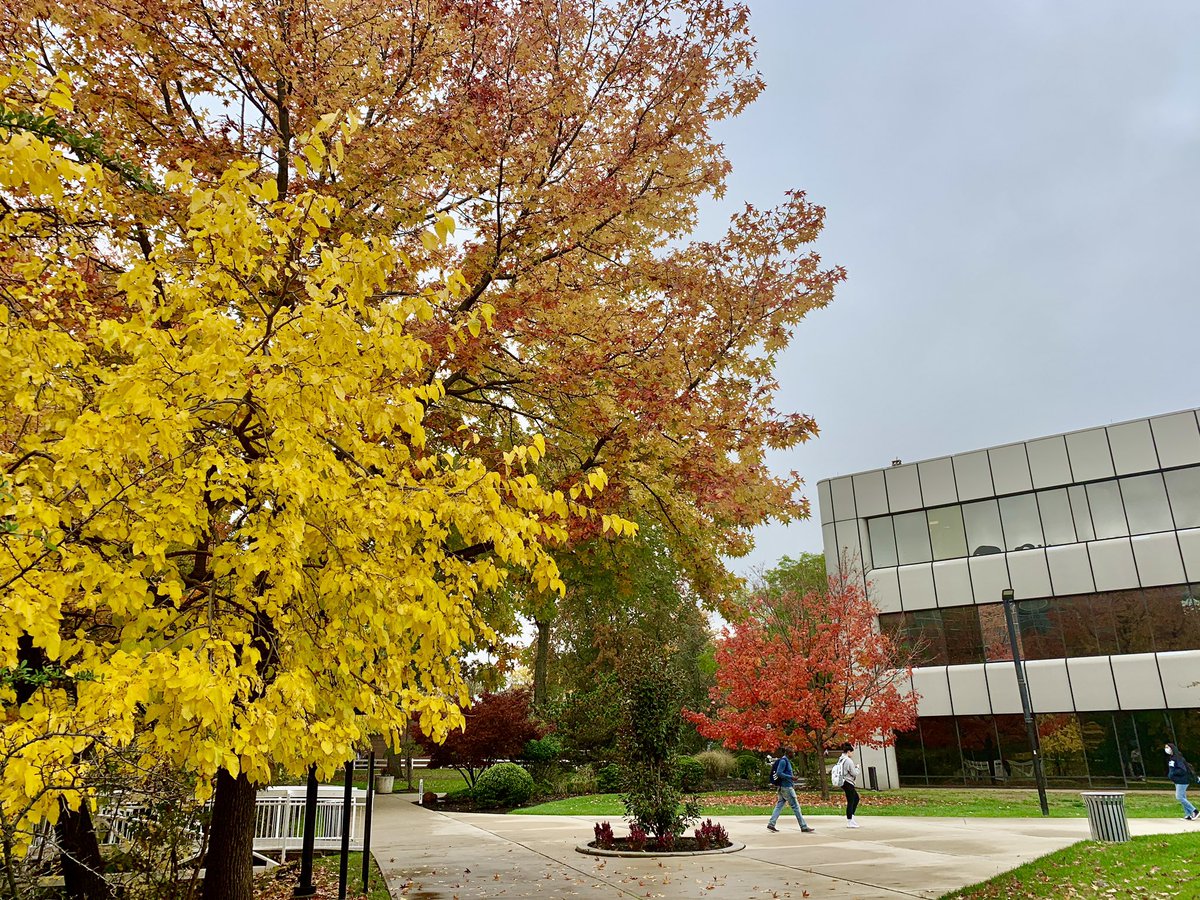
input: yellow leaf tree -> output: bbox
[0,65,625,898]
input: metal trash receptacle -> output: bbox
[1081,791,1129,842]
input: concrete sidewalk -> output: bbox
[368,793,1196,899]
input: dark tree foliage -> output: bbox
[421,689,543,787]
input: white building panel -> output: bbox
[817,480,833,525]
[822,524,836,575]
[1178,528,1200,582]
[1065,428,1115,482]
[1130,532,1186,587]
[1066,657,1119,710]
[1107,420,1159,476]
[834,520,865,574]
[1088,538,1140,591]
[1024,659,1075,713]
[830,476,856,522]
[868,567,902,614]
[1007,549,1052,600]
[1157,650,1200,708]
[1046,543,1096,595]
[1150,411,1200,469]
[933,558,974,608]
[919,457,958,508]
[953,451,994,502]
[1026,436,1073,489]
[967,553,1009,605]
[946,664,991,715]
[1110,653,1166,709]
[852,470,889,518]
[984,663,1023,714]
[989,444,1033,496]
[884,463,922,513]
[898,563,937,611]
[911,667,953,717]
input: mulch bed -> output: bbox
[589,837,733,853]
[254,861,373,900]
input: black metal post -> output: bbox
[338,760,353,900]
[294,766,319,898]
[361,752,375,894]
[1002,588,1050,816]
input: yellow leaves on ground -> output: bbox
[0,73,628,852]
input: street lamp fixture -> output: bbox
[1001,587,1050,817]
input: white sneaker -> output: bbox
[846,818,860,829]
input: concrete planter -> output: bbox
[374,774,395,794]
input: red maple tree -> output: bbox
[420,688,543,787]
[686,575,919,797]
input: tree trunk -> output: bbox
[56,801,113,900]
[532,617,552,709]
[201,770,257,900]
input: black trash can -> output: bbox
[1081,791,1129,842]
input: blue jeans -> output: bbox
[1176,781,1196,818]
[769,786,810,829]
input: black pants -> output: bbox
[842,782,860,818]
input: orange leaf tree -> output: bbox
[686,574,919,798]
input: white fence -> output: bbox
[93,785,368,864]
[253,786,368,861]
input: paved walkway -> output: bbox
[368,793,1195,899]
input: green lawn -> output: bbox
[513,788,1183,819]
[939,834,1197,898]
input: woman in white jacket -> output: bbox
[835,743,862,828]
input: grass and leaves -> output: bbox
[254,852,389,900]
[940,834,1197,898]
[514,788,1183,819]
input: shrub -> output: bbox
[522,734,563,763]
[597,763,622,792]
[564,764,597,795]
[472,762,535,809]
[735,750,768,786]
[627,823,647,852]
[675,755,706,791]
[593,821,615,850]
[656,831,675,851]
[693,818,729,851]
[442,786,474,803]
[695,748,737,780]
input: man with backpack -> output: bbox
[832,743,861,828]
[766,749,816,834]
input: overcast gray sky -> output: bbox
[703,1,1200,575]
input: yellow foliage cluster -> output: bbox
[0,66,635,852]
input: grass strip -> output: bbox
[939,834,1197,898]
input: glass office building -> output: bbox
[819,409,1200,789]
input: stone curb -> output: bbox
[574,841,746,858]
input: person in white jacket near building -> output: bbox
[833,743,862,828]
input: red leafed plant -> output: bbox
[627,823,647,852]
[693,818,730,850]
[593,821,615,850]
[685,573,920,798]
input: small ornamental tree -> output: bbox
[686,573,920,799]
[422,689,543,787]
[617,659,699,844]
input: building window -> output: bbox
[1120,473,1173,535]
[868,516,898,568]
[941,605,986,665]
[1166,467,1200,529]
[1069,484,1096,541]
[1037,488,1076,546]
[999,493,1044,550]
[927,505,967,560]
[963,500,1004,556]
[1086,480,1127,539]
[894,510,932,565]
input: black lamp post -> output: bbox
[294,765,319,897]
[1001,588,1050,816]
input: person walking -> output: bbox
[766,749,816,833]
[1164,742,1199,820]
[833,743,862,828]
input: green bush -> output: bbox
[675,755,706,791]
[597,763,622,792]
[564,764,598,795]
[443,786,475,803]
[695,748,737,780]
[735,751,768,786]
[522,734,563,762]
[473,762,535,809]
